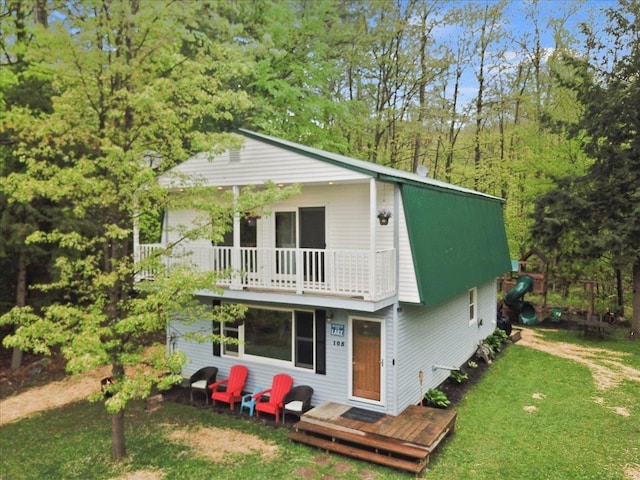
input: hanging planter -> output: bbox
[246,213,261,227]
[377,208,392,225]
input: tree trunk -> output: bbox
[631,261,639,338]
[615,268,624,316]
[11,250,27,371]
[110,409,126,461]
[110,363,127,461]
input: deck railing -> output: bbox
[136,244,396,301]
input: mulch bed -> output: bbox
[428,336,512,409]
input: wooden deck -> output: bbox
[289,402,457,474]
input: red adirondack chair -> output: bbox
[253,373,293,423]
[209,365,248,410]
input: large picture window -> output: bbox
[245,308,292,361]
[219,305,315,370]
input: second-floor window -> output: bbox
[217,217,257,247]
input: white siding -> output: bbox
[394,279,498,412]
[175,299,365,409]
[160,138,369,188]
[163,182,400,254]
[174,282,498,416]
[396,194,420,302]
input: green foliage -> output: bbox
[0,0,299,460]
[449,370,468,384]
[423,388,451,409]
[530,1,640,332]
[467,360,478,369]
[483,328,509,357]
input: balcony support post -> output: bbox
[368,178,377,301]
[230,185,242,290]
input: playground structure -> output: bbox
[503,275,538,325]
[498,248,622,330]
[499,248,548,325]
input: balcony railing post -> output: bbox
[296,249,303,294]
[230,246,242,290]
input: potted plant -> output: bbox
[377,208,392,225]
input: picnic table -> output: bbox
[578,315,614,337]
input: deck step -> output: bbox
[289,431,426,474]
[294,420,430,458]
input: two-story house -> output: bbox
[138,129,512,416]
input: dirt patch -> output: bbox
[517,328,640,391]
[112,469,164,480]
[0,364,110,426]
[166,425,279,462]
[626,465,640,480]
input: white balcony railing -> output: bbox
[136,244,396,301]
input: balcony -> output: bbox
[136,244,396,301]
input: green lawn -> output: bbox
[426,328,640,480]
[1,328,638,479]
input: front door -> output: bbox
[350,318,383,402]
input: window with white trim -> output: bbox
[219,306,316,370]
[468,287,477,325]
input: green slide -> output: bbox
[504,275,538,325]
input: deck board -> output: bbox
[291,401,456,473]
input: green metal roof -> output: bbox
[402,184,512,307]
[238,129,512,306]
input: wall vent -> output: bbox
[229,149,241,163]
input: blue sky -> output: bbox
[443,0,618,106]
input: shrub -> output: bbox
[485,328,508,356]
[424,388,451,408]
[467,360,478,369]
[449,370,468,384]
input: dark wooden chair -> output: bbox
[189,367,218,405]
[281,385,314,424]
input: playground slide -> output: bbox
[504,275,538,325]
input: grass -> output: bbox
[1,328,638,479]
[426,328,640,480]
[0,397,407,480]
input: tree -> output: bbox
[0,0,54,370]
[531,0,640,335]
[0,0,295,461]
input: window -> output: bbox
[218,217,257,247]
[245,308,292,361]
[219,305,316,370]
[468,287,477,325]
[295,311,314,368]
[222,320,240,356]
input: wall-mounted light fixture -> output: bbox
[326,311,334,320]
